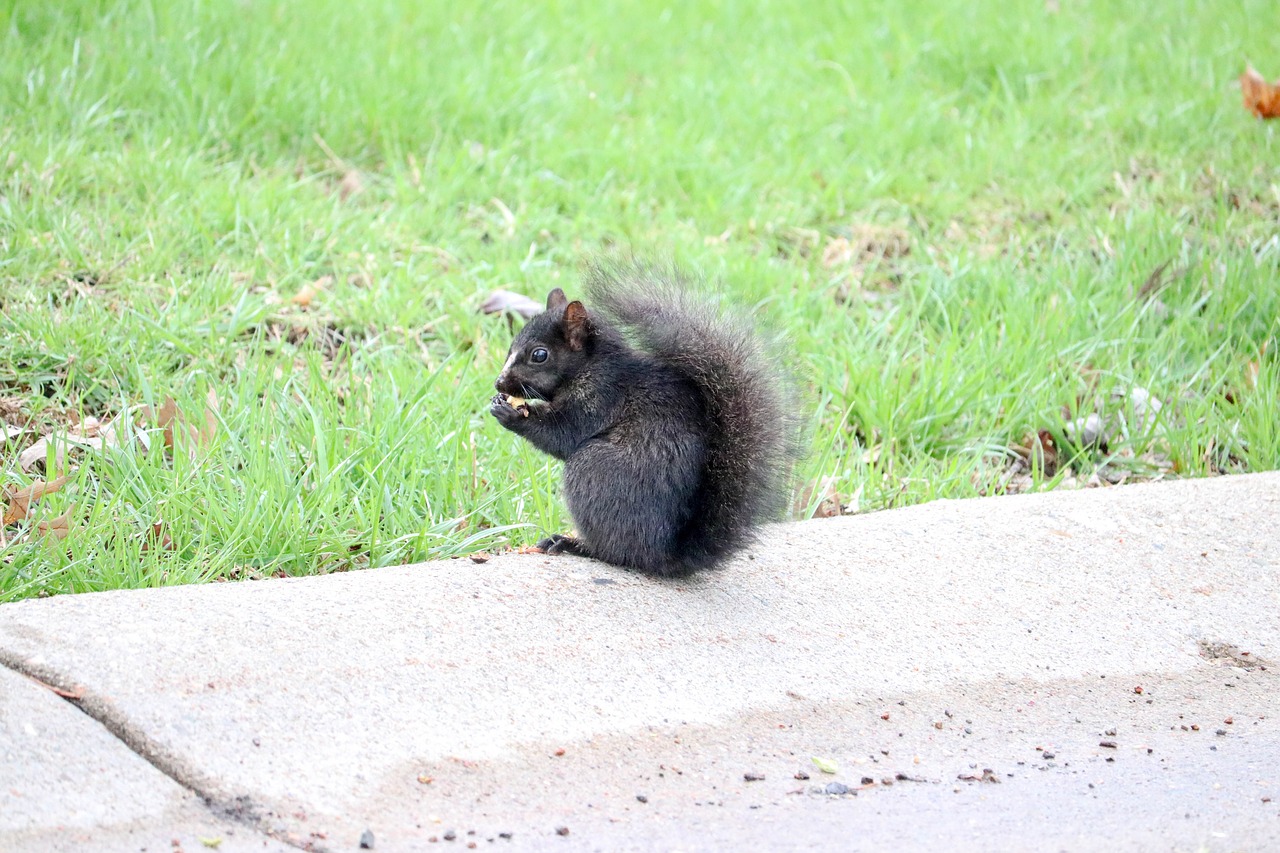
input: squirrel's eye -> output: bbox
[530,347,549,364]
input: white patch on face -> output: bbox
[497,349,520,383]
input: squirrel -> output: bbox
[489,263,803,577]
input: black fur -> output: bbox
[490,264,802,576]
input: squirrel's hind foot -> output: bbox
[537,534,590,557]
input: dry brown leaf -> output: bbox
[1241,65,1280,119]
[16,413,139,472]
[156,397,180,450]
[1012,430,1060,477]
[18,670,84,700]
[150,394,218,456]
[291,275,333,308]
[1136,260,1175,300]
[822,224,911,269]
[338,170,364,201]
[480,289,543,319]
[3,475,69,525]
[797,475,842,518]
[202,388,220,445]
[96,417,139,454]
[140,521,174,553]
[36,503,75,540]
[17,437,51,472]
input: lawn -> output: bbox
[1,0,1277,601]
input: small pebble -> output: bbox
[636,794,648,803]
[824,782,851,795]
[1042,752,1056,760]
[359,829,375,849]
[555,827,570,837]
[443,831,456,842]
[794,771,810,780]
[744,772,765,782]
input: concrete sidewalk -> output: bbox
[2,474,1278,851]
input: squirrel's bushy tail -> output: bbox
[584,262,804,573]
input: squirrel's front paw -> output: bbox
[489,393,529,428]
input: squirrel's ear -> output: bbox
[564,301,590,351]
[546,288,569,313]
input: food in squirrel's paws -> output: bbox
[504,394,531,417]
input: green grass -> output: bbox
[1,0,1277,600]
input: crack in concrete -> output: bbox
[0,650,316,852]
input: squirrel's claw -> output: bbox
[537,534,588,557]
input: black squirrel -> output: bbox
[490,264,803,576]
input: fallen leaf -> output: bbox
[140,521,174,552]
[1136,260,1175,300]
[1245,359,1260,391]
[291,275,333,308]
[1241,65,1280,119]
[155,397,180,450]
[1012,429,1061,475]
[17,437,52,472]
[480,290,543,319]
[338,170,364,201]
[797,475,841,518]
[821,223,911,269]
[149,394,218,456]
[36,503,75,539]
[3,424,26,441]
[3,476,70,525]
[19,671,84,700]
[811,756,839,774]
[16,413,142,472]
[1063,413,1106,449]
[202,388,220,445]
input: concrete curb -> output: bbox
[2,474,1278,850]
